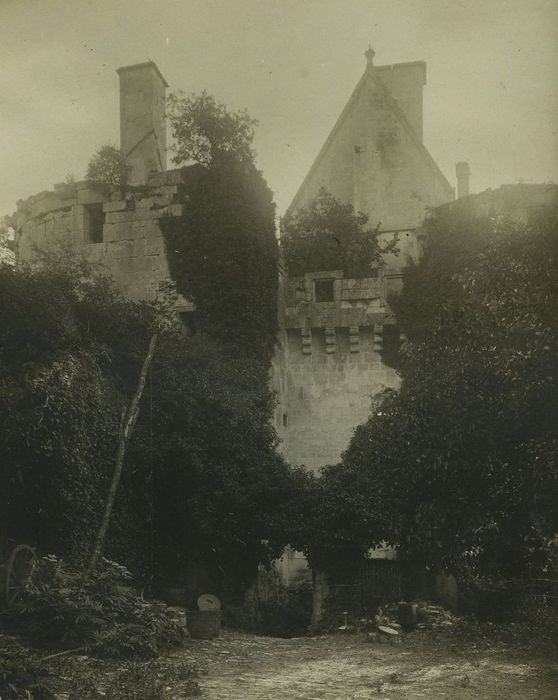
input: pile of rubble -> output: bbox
[359,601,459,643]
[415,602,458,631]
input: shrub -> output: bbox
[7,556,185,658]
[258,585,312,638]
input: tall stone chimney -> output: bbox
[371,56,427,142]
[116,62,168,185]
[456,161,471,198]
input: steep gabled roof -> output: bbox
[286,61,452,218]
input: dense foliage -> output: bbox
[314,205,558,580]
[159,93,288,597]
[86,144,130,189]
[167,91,257,167]
[7,556,185,658]
[281,189,393,277]
[162,90,278,367]
[160,158,279,366]
[0,257,294,600]
[0,260,154,565]
[0,634,200,700]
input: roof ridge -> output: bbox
[286,72,368,217]
[286,65,452,218]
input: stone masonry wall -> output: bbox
[14,170,186,302]
[283,271,400,472]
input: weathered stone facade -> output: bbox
[14,62,181,304]
[287,50,454,271]
[14,172,185,302]
[281,50,454,473]
[282,270,400,472]
[11,50,477,477]
[11,54,457,473]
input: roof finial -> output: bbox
[365,45,375,70]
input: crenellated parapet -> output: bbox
[282,266,401,472]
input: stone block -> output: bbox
[77,187,105,205]
[105,210,134,224]
[132,207,166,221]
[116,255,140,274]
[148,169,183,187]
[117,221,136,241]
[136,196,158,209]
[103,200,129,213]
[145,234,165,256]
[102,223,119,243]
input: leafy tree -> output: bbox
[0,260,156,569]
[0,257,295,601]
[161,94,279,367]
[167,90,257,166]
[281,188,395,277]
[336,205,558,581]
[158,92,288,597]
[86,144,130,188]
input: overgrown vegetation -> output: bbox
[308,205,558,594]
[2,90,296,624]
[162,93,279,366]
[0,255,295,607]
[6,556,185,657]
[157,92,291,602]
[0,634,201,699]
[166,90,257,167]
[0,258,154,568]
[281,188,394,277]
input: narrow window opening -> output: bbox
[84,203,105,243]
[282,413,288,428]
[314,279,334,302]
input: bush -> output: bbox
[7,556,185,658]
[258,585,312,638]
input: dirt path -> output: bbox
[185,628,558,699]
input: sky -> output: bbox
[1,0,557,218]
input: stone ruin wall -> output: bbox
[14,169,187,304]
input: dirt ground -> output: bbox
[185,626,558,700]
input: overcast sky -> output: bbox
[1,0,557,218]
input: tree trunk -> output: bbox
[85,331,159,578]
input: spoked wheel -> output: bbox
[5,544,37,608]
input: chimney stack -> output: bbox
[365,46,376,71]
[456,161,471,198]
[116,62,168,185]
[370,54,427,142]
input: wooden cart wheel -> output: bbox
[5,544,37,608]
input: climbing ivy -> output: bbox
[160,156,279,368]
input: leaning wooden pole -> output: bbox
[85,331,159,578]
